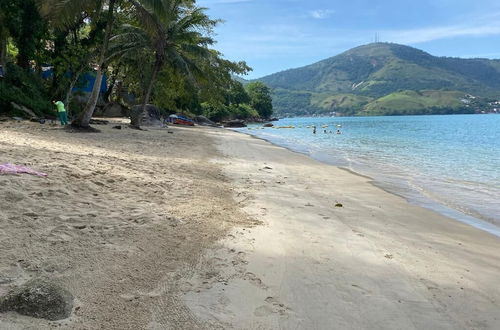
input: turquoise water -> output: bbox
[238,115,500,234]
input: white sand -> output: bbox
[0,121,253,329]
[1,121,499,329]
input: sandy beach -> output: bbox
[1,121,499,329]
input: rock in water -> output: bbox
[0,279,74,320]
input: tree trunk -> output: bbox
[0,35,6,76]
[64,68,83,118]
[72,0,117,128]
[104,64,120,103]
[130,58,162,128]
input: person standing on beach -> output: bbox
[53,100,68,125]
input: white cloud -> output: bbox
[309,9,335,19]
[383,12,500,44]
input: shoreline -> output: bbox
[186,127,500,329]
[236,127,500,237]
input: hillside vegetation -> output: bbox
[257,43,500,116]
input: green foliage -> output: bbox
[229,103,259,119]
[311,93,372,115]
[200,79,260,122]
[0,63,52,116]
[271,89,320,116]
[0,0,256,125]
[3,0,47,69]
[361,90,472,116]
[258,43,500,116]
[246,81,273,118]
[153,65,201,114]
[225,80,250,105]
[201,102,230,122]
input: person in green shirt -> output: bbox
[53,100,68,125]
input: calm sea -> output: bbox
[238,115,500,236]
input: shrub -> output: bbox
[0,63,52,117]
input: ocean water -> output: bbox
[238,115,500,236]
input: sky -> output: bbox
[198,0,500,79]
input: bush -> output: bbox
[229,103,259,119]
[0,63,52,117]
[201,102,230,122]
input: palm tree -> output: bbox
[38,0,118,128]
[113,0,217,128]
[0,10,8,76]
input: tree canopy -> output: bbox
[0,0,273,126]
[246,81,273,119]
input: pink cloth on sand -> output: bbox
[0,163,48,177]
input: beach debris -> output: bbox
[263,166,273,170]
[384,254,394,259]
[0,163,47,177]
[305,203,314,207]
[11,102,38,120]
[112,125,122,129]
[0,279,74,321]
[334,202,343,207]
[89,119,109,125]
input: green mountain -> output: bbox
[258,43,500,116]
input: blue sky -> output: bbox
[198,0,500,79]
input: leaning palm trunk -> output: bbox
[131,57,162,128]
[72,0,117,128]
[64,67,84,118]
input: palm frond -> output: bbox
[36,0,102,28]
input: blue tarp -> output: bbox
[73,72,108,93]
[41,67,107,93]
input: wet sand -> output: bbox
[185,128,500,330]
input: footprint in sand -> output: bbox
[254,297,292,316]
[254,305,274,316]
[351,284,372,295]
[243,272,267,289]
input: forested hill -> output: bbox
[257,43,500,117]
